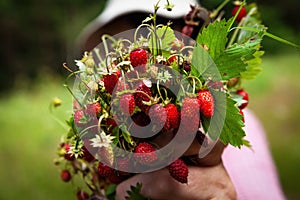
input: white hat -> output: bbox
[77,0,199,52]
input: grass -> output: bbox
[0,52,299,199]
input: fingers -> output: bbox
[116,163,236,200]
[183,140,226,166]
[115,169,176,200]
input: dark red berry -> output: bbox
[197,90,214,118]
[85,102,101,117]
[134,142,157,165]
[97,162,114,178]
[232,6,247,22]
[168,159,189,184]
[130,48,148,72]
[102,72,120,94]
[76,190,89,200]
[61,170,71,182]
[239,109,245,123]
[119,93,136,116]
[63,143,75,161]
[236,89,249,109]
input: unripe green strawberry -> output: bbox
[197,90,214,118]
[134,142,157,165]
[168,158,189,184]
[61,170,71,182]
[119,93,135,116]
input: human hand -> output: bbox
[116,162,236,200]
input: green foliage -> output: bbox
[215,39,261,80]
[149,25,176,57]
[196,19,228,59]
[125,183,148,200]
[106,184,117,200]
[202,92,245,147]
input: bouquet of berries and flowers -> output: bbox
[53,0,299,199]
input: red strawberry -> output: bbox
[108,173,125,184]
[134,142,157,165]
[168,158,189,184]
[74,109,86,127]
[82,145,95,162]
[119,94,136,116]
[115,157,130,173]
[105,117,117,132]
[167,55,178,65]
[183,61,191,72]
[236,89,249,109]
[76,190,89,200]
[134,81,152,113]
[102,72,120,94]
[148,104,167,132]
[130,48,148,68]
[61,170,71,182]
[130,111,151,135]
[86,102,101,117]
[181,97,200,133]
[97,162,114,178]
[163,103,180,132]
[239,109,245,123]
[197,90,214,118]
[232,6,247,22]
[63,143,75,161]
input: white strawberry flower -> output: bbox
[90,131,115,148]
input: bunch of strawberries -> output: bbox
[55,1,251,199]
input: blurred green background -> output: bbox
[0,0,299,199]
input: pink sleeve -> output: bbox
[222,109,286,200]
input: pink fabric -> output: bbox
[222,109,286,200]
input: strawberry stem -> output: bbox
[210,0,231,19]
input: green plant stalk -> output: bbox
[210,0,231,19]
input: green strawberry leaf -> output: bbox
[215,39,261,80]
[191,19,228,79]
[105,184,117,200]
[125,183,148,200]
[190,44,216,79]
[119,124,134,145]
[149,25,176,56]
[196,19,228,59]
[202,91,245,148]
[192,19,262,81]
[237,4,267,44]
[241,50,264,80]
